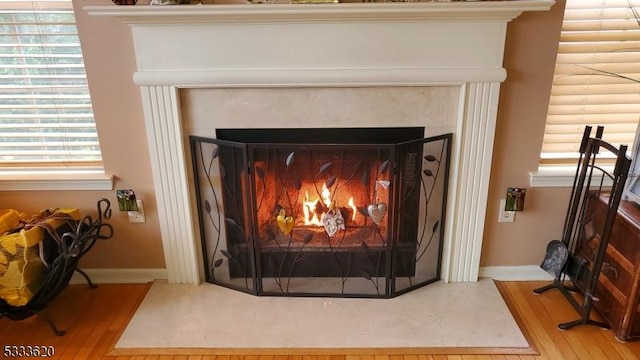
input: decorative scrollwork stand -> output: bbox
[0,198,114,336]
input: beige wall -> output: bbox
[0,0,569,271]
[483,0,569,266]
[0,0,165,269]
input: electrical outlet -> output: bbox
[128,200,146,223]
[498,199,516,223]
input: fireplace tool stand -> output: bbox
[533,126,631,330]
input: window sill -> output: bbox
[530,166,614,188]
[529,167,576,187]
[0,171,114,191]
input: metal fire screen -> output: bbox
[190,128,451,298]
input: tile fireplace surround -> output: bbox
[86,1,554,285]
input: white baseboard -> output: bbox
[69,268,168,284]
[67,266,551,284]
[479,265,554,281]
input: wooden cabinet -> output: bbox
[576,192,640,341]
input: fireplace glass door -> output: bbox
[190,128,451,298]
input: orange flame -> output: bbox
[302,191,322,226]
[347,197,357,221]
[302,184,356,226]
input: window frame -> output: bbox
[0,0,112,191]
[532,0,640,188]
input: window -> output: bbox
[0,0,105,183]
[540,0,640,168]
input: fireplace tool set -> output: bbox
[534,126,631,330]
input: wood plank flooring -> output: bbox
[1,281,639,359]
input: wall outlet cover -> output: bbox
[128,200,146,223]
[498,199,516,223]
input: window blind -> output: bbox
[0,0,102,170]
[542,0,640,165]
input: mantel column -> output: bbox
[139,85,200,284]
[444,82,501,282]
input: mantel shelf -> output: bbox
[85,1,555,23]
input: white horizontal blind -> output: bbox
[542,0,640,165]
[0,0,102,170]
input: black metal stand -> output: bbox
[74,268,98,289]
[534,279,610,330]
[534,128,631,331]
[0,199,113,336]
[32,310,66,336]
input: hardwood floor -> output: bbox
[1,281,639,359]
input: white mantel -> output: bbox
[86,1,554,284]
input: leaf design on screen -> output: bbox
[378,160,390,175]
[303,232,313,244]
[360,271,372,281]
[326,175,337,188]
[317,162,332,177]
[286,152,295,167]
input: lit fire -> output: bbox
[302,184,357,226]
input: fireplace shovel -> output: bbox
[539,126,600,280]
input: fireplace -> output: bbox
[190,127,451,297]
[86,1,554,285]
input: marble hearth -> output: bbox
[86,1,554,285]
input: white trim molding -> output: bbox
[530,166,614,188]
[87,1,554,284]
[69,268,168,284]
[67,266,555,284]
[530,168,575,188]
[479,265,554,281]
[140,85,200,284]
[86,1,555,23]
[132,68,507,88]
[444,82,501,282]
[0,172,113,191]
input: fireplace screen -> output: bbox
[190,128,451,298]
